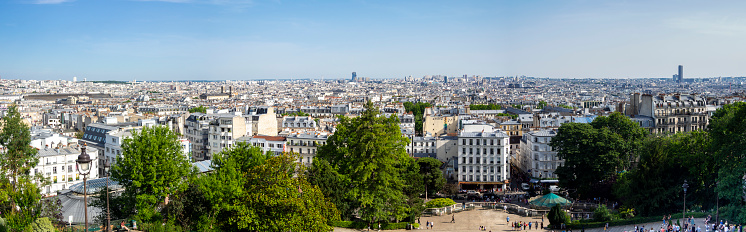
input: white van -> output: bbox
[549,185,560,192]
[521,183,530,190]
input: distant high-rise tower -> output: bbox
[678,65,683,83]
[352,72,357,81]
[73,76,77,82]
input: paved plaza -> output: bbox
[335,208,706,232]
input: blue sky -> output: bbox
[1,0,745,80]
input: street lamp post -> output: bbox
[682,180,689,220]
[76,143,92,232]
[104,160,111,232]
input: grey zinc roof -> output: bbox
[459,131,509,138]
[37,147,97,157]
[69,177,122,195]
[57,190,104,225]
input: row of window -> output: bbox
[84,133,104,142]
[460,165,502,173]
[460,147,503,155]
[50,174,81,183]
[461,157,502,164]
[460,175,500,182]
[461,138,502,146]
[290,148,316,154]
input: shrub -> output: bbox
[138,221,186,232]
[594,205,613,222]
[548,205,571,228]
[30,217,54,232]
[0,218,7,232]
[426,198,456,208]
[567,212,708,229]
[332,221,419,230]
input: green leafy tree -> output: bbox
[416,157,445,197]
[308,159,359,221]
[401,158,424,223]
[710,102,746,223]
[39,198,63,229]
[74,130,84,139]
[537,101,547,109]
[613,132,715,216]
[315,101,413,224]
[161,177,216,231]
[403,102,432,135]
[188,106,207,113]
[0,105,44,232]
[593,205,613,222]
[547,204,570,228]
[29,217,53,232]
[469,104,501,110]
[110,126,194,222]
[551,112,647,199]
[203,143,339,231]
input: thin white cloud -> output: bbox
[134,0,252,5]
[33,0,73,4]
[666,16,746,36]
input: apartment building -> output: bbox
[34,145,99,196]
[185,113,213,161]
[628,93,709,134]
[281,116,317,130]
[237,135,286,156]
[519,130,563,179]
[207,115,248,155]
[457,125,510,191]
[285,131,329,165]
[423,107,459,136]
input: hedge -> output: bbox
[426,198,457,208]
[567,212,708,229]
[332,221,420,230]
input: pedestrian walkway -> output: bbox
[334,209,706,232]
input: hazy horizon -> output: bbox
[2,0,746,81]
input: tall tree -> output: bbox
[307,159,359,220]
[203,142,339,231]
[0,105,44,231]
[709,102,746,223]
[551,112,646,199]
[110,125,194,222]
[613,132,714,216]
[314,101,414,223]
[403,102,432,135]
[416,157,445,197]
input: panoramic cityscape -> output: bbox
[1,1,746,232]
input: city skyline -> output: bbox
[2,0,746,80]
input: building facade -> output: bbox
[520,130,563,179]
[457,127,510,191]
[34,145,99,196]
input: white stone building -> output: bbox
[34,145,99,196]
[285,131,329,165]
[457,125,510,191]
[520,130,563,179]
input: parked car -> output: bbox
[466,190,482,197]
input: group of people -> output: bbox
[703,215,743,232]
[423,220,435,229]
[510,220,543,231]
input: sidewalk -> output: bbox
[334,209,706,232]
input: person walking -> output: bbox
[452,214,455,223]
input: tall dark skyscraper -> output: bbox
[352,72,357,81]
[678,65,683,82]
